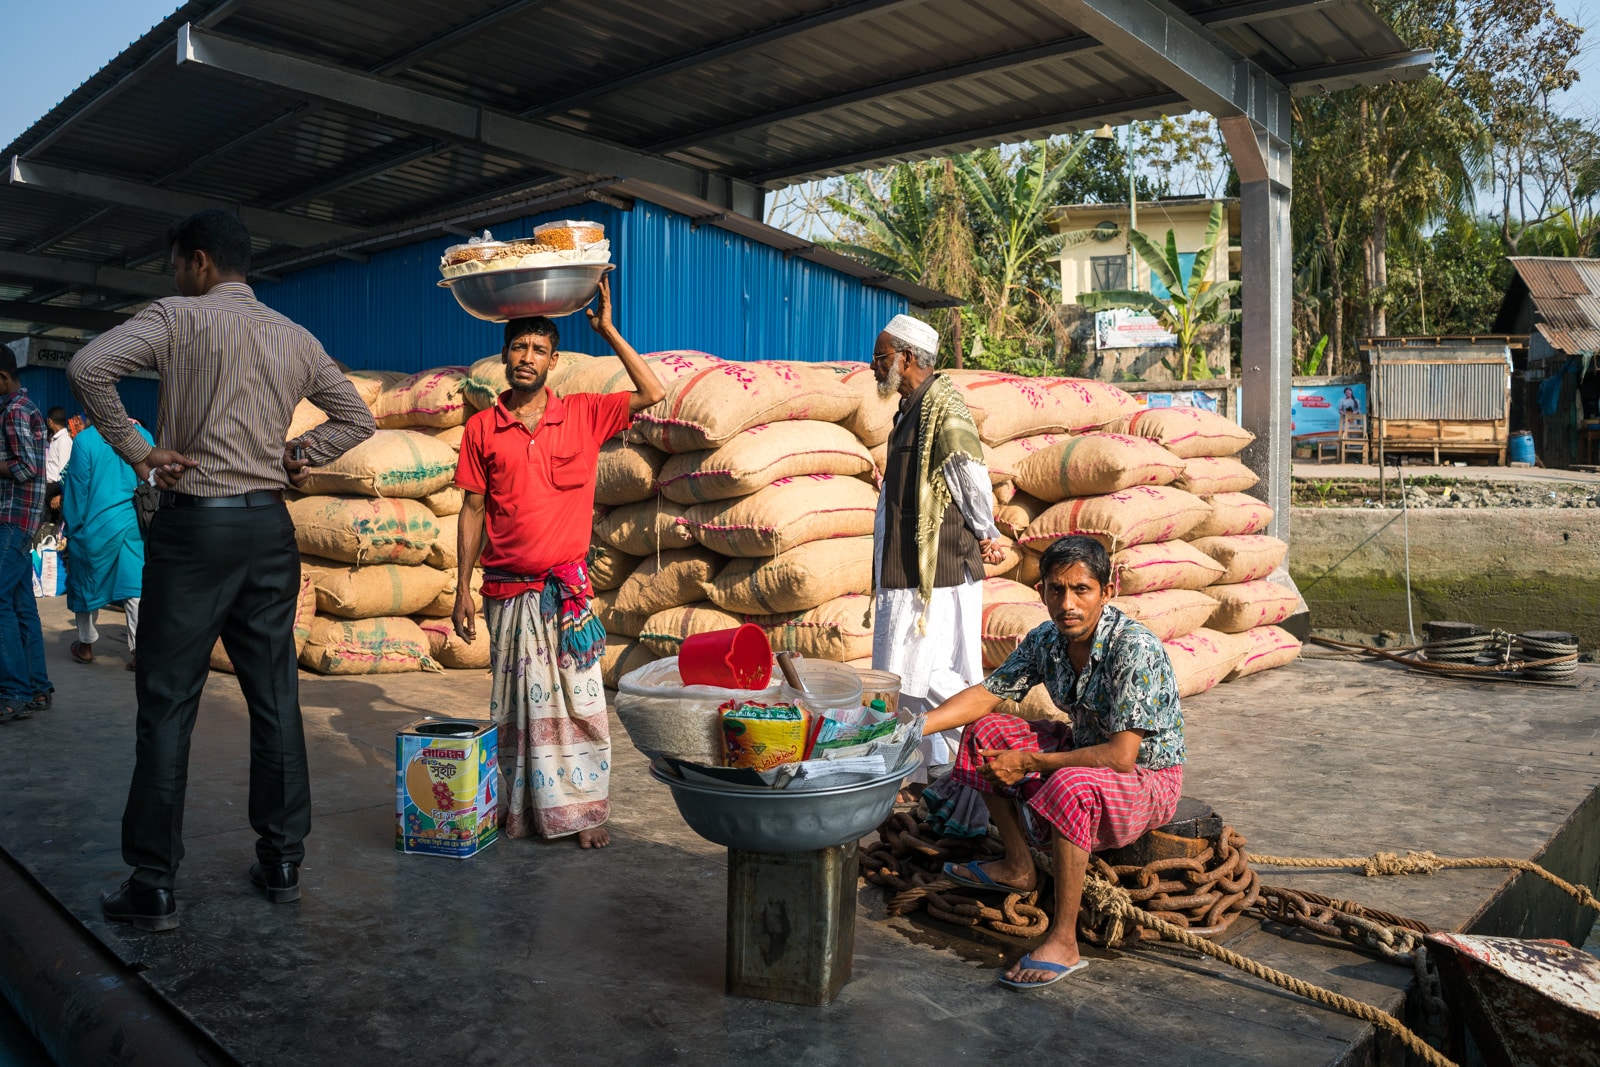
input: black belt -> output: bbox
[158,490,284,509]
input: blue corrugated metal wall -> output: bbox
[252,199,907,371]
[18,367,159,432]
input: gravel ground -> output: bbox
[1293,478,1600,510]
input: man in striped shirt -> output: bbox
[69,210,375,932]
[0,343,53,722]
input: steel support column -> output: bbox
[1220,116,1292,543]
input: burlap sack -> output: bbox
[344,370,402,410]
[659,421,873,504]
[589,544,642,591]
[425,520,456,570]
[286,399,326,441]
[593,498,697,556]
[415,567,482,617]
[596,440,666,506]
[1044,378,1143,431]
[299,430,458,499]
[1173,456,1258,496]
[424,425,465,452]
[841,366,899,447]
[302,557,450,618]
[1111,540,1225,595]
[601,636,659,689]
[1225,625,1302,680]
[374,367,469,429]
[985,433,1070,486]
[421,486,463,517]
[1189,534,1288,585]
[210,573,315,673]
[614,547,724,616]
[593,587,653,639]
[981,601,1050,669]
[299,616,440,675]
[984,535,1021,579]
[1021,485,1210,553]
[461,353,510,411]
[1014,433,1183,501]
[1204,579,1299,633]
[993,481,1016,505]
[1104,407,1254,459]
[869,440,887,473]
[996,683,1070,724]
[982,576,1040,607]
[1187,492,1274,539]
[639,602,744,657]
[1014,546,1042,586]
[417,616,491,669]
[635,361,860,452]
[709,536,872,614]
[756,594,873,662]
[288,496,439,566]
[559,350,722,399]
[1108,589,1218,642]
[684,474,878,557]
[946,372,1078,445]
[1163,628,1248,698]
[993,492,1048,540]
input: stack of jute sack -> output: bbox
[979,402,1301,709]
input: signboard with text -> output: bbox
[1094,309,1176,350]
[11,336,159,381]
[1291,383,1366,438]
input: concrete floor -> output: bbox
[5,596,1599,1066]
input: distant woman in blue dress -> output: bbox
[63,420,153,669]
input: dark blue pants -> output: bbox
[0,523,49,705]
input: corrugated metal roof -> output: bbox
[1,0,1425,334]
[1507,257,1600,356]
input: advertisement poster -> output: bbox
[1291,383,1366,438]
[1132,390,1221,413]
[1095,309,1176,350]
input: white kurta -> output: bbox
[872,454,1001,780]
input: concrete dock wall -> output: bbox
[1289,507,1600,648]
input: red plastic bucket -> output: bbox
[679,624,773,689]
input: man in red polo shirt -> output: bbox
[453,278,664,849]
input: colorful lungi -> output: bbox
[950,713,1182,853]
[484,592,610,838]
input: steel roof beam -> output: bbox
[176,25,764,217]
[0,251,175,299]
[7,158,360,247]
[1281,50,1434,94]
[0,300,131,332]
[1045,0,1292,141]
[371,0,565,76]
[528,0,915,119]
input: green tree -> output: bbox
[1078,203,1240,380]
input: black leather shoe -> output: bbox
[250,861,301,903]
[100,881,178,932]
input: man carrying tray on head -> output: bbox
[453,278,664,850]
[921,535,1186,990]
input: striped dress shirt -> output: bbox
[68,282,375,497]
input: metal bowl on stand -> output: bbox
[648,752,921,853]
[437,262,614,322]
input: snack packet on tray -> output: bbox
[722,701,810,770]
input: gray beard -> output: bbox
[877,363,901,398]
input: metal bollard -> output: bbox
[726,843,859,1005]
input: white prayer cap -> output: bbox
[881,314,939,355]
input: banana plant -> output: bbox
[1079,201,1240,380]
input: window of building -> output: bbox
[1090,256,1127,292]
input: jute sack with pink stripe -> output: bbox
[993,492,1048,540]
[1174,456,1258,495]
[639,602,744,657]
[841,365,901,447]
[1111,541,1224,595]
[1108,589,1218,642]
[1186,492,1274,539]
[984,535,1021,579]
[684,473,878,557]
[1020,485,1211,553]
[418,617,491,670]
[709,536,873,615]
[588,544,642,592]
[995,683,1070,724]
[944,372,1079,445]
[461,353,510,411]
[1189,534,1288,585]
[302,557,449,619]
[614,547,725,617]
[1163,628,1249,697]
[1104,407,1255,459]
[298,429,458,499]
[593,498,697,556]
[1204,579,1300,633]
[1014,432,1184,501]
[981,576,1040,608]
[211,574,315,674]
[659,421,873,504]
[755,593,874,662]
[984,432,1070,486]
[596,440,667,506]
[592,587,651,639]
[1226,625,1302,680]
[981,601,1050,670]
[299,616,440,675]
[374,367,470,429]
[288,495,440,566]
[415,567,482,618]
[634,361,860,453]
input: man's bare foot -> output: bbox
[946,859,1036,893]
[577,826,610,849]
[1003,935,1081,985]
[895,780,928,805]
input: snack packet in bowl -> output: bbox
[722,701,810,770]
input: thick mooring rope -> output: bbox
[1248,850,1600,911]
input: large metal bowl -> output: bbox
[437,262,614,322]
[649,753,921,853]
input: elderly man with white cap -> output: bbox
[870,315,1005,798]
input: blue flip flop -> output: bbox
[998,954,1091,990]
[941,861,1027,893]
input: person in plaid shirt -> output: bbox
[922,534,1185,990]
[0,343,54,722]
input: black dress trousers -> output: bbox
[123,500,309,890]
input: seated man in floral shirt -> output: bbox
[921,534,1185,990]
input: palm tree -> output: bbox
[1079,202,1240,381]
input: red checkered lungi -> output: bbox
[949,713,1183,853]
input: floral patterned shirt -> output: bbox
[982,605,1185,769]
